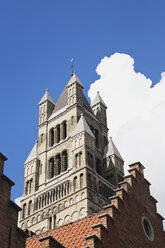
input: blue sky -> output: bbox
[0,0,165,201]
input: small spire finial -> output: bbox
[70,58,75,75]
[46,88,48,92]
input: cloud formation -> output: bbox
[88,53,165,220]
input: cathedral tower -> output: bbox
[19,72,124,234]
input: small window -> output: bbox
[41,134,44,143]
[142,216,154,241]
[71,116,74,125]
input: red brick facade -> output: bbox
[0,153,27,248]
[26,162,165,248]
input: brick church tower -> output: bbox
[19,72,124,234]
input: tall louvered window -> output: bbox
[50,158,55,178]
[63,151,68,171]
[56,154,61,175]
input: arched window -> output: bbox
[38,197,41,209]
[29,179,33,194]
[75,154,78,168]
[49,158,55,178]
[53,215,56,228]
[42,195,45,208]
[57,125,60,143]
[28,200,32,215]
[56,154,61,175]
[79,152,82,166]
[63,121,67,139]
[50,128,54,147]
[73,176,77,192]
[62,151,68,172]
[22,204,26,218]
[80,173,83,188]
[25,181,29,195]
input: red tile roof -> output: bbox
[26,214,100,248]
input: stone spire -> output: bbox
[66,71,84,88]
[71,113,94,138]
[38,89,55,125]
[91,91,107,126]
[25,141,39,164]
[104,137,123,161]
[39,89,55,105]
[91,91,107,108]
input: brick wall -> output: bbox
[0,152,28,248]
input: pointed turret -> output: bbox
[104,137,123,161]
[38,89,55,125]
[25,141,39,164]
[67,72,84,88]
[24,141,40,195]
[91,91,107,108]
[39,89,55,105]
[104,137,124,186]
[71,113,94,138]
[67,72,84,107]
[71,113,95,170]
[91,91,107,126]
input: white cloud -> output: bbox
[88,53,165,222]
